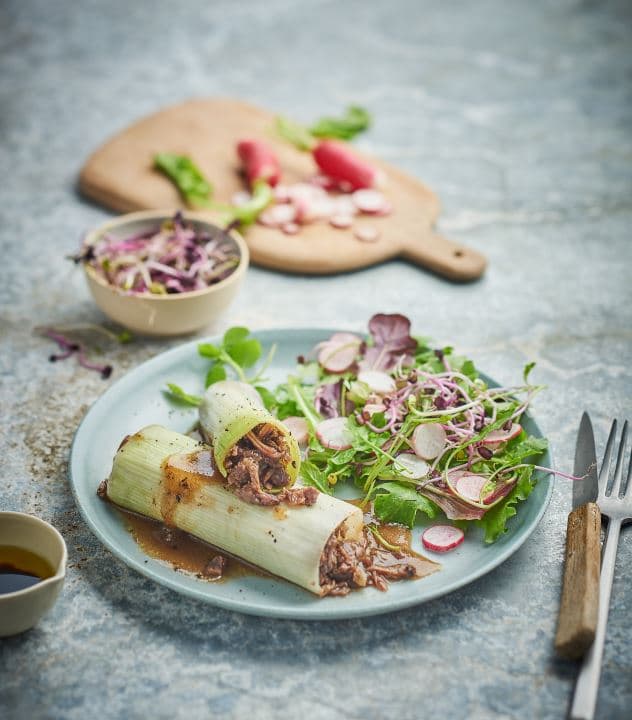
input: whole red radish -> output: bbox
[313,140,382,190]
[237,139,281,187]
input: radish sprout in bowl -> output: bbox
[75,212,240,295]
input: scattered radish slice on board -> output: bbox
[317,333,362,372]
[282,416,310,445]
[282,222,300,235]
[481,423,522,445]
[352,189,387,214]
[258,203,297,227]
[412,423,447,460]
[374,200,393,217]
[357,370,396,394]
[332,195,359,217]
[454,473,487,502]
[354,226,380,243]
[231,190,252,206]
[316,417,353,450]
[330,214,354,229]
[273,185,291,202]
[393,453,430,480]
[421,525,465,553]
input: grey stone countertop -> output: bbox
[1,1,630,718]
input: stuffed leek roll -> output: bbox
[198,381,303,506]
[100,424,365,595]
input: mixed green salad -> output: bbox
[166,313,549,544]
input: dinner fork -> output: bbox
[570,419,631,720]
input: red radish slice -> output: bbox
[393,453,429,480]
[374,200,393,217]
[258,203,296,227]
[297,197,335,223]
[412,423,447,460]
[454,473,487,502]
[330,214,354,229]
[422,525,464,553]
[282,222,300,235]
[332,196,359,217]
[316,417,353,450]
[273,185,291,202]
[231,190,251,207]
[317,333,362,373]
[352,189,387,214]
[483,479,516,505]
[282,416,309,445]
[357,370,396,394]
[354,226,380,243]
[363,402,386,418]
[482,423,522,446]
[309,174,337,190]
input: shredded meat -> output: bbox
[223,423,300,506]
[319,527,425,596]
[277,486,319,506]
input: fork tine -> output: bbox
[609,420,628,498]
[599,419,618,495]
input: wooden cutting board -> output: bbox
[79,98,486,281]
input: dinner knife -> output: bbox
[554,412,601,659]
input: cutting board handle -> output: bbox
[401,232,486,282]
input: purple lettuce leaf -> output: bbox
[359,313,418,371]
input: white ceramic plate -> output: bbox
[69,328,553,620]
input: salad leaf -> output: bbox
[205,363,227,387]
[166,326,271,405]
[164,383,202,406]
[360,313,417,371]
[500,435,548,465]
[477,466,538,543]
[373,482,439,527]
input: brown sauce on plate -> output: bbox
[0,545,55,594]
[119,508,266,582]
[349,498,440,579]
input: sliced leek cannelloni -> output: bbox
[199,380,301,481]
[103,424,363,595]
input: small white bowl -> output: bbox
[82,210,249,337]
[0,512,67,637]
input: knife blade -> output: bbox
[554,412,601,659]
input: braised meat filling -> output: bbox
[319,526,427,596]
[224,423,317,507]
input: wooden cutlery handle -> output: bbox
[554,502,601,659]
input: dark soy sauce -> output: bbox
[0,546,55,594]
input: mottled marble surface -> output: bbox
[1,0,631,718]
